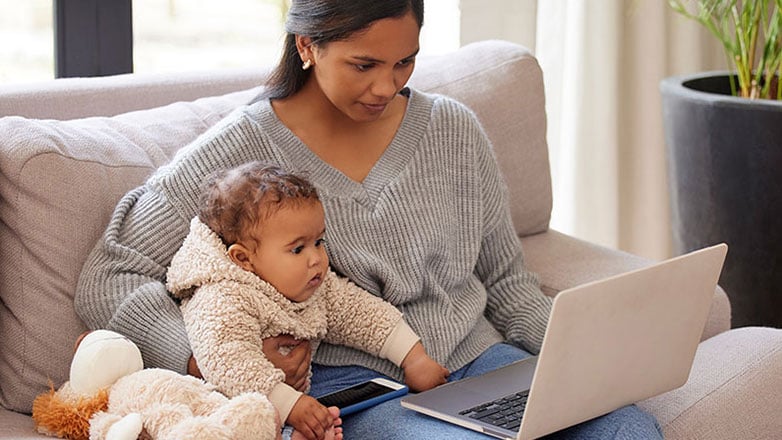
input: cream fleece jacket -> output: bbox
[166,217,420,422]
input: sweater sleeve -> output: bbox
[268,382,304,424]
[321,272,419,365]
[74,187,193,373]
[472,128,553,354]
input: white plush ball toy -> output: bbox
[69,330,144,396]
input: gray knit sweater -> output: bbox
[74,89,553,381]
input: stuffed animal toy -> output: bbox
[31,330,279,440]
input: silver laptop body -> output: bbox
[401,244,728,440]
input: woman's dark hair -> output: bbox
[257,0,424,101]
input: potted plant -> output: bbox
[662,0,782,328]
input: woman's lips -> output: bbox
[362,102,388,113]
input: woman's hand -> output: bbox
[188,335,311,385]
[187,355,202,378]
[401,342,449,392]
[263,334,312,391]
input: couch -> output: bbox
[1,40,781,439]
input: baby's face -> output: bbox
[245,200,328,302]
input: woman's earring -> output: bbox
[302,59,312,70]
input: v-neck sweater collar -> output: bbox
[252,88,433,208]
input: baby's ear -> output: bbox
[227,243,254,272]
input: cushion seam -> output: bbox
[16,152,159,176]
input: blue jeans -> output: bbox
[310,343,662,439]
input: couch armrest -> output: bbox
[637,327,782,439]
[519,229,731,340]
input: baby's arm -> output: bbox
[321,271,416,357]
[321,272,449,391]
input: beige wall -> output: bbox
[459,0,537,51]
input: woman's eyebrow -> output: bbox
[351,48,420,64]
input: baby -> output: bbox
[166,161,448,440]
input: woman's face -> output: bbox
[306,11,421,122]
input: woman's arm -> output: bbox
[470,126,553,355]
[477,213,553,354]
[75,187,193,373]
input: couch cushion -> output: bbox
[0,88,259,413]
[0,40,550,415]
[638,327,782,439]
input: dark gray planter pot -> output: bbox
[661,72,782,328]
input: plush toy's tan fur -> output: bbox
[32,382,109,440]
[88,368,277,440]
[33,370,278,440]
[30,330,279,440]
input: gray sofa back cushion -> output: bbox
[0,40,550,413]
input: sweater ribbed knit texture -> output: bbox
[74,89,553,380]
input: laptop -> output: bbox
[401,244,727,440]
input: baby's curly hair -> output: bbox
[197,161,319,247]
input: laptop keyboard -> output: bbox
[458,390,529,431]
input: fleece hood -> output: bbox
[166,217,266,300]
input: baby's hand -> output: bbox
[401,342,449,392]
[287,395,335,440]
[289,406,343,440]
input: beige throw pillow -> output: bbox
[0,87,259,413]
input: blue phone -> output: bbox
[316,377,408,416]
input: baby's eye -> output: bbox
[315,238,326,247]
[291,246,304,255]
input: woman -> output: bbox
[75,0,662,438]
